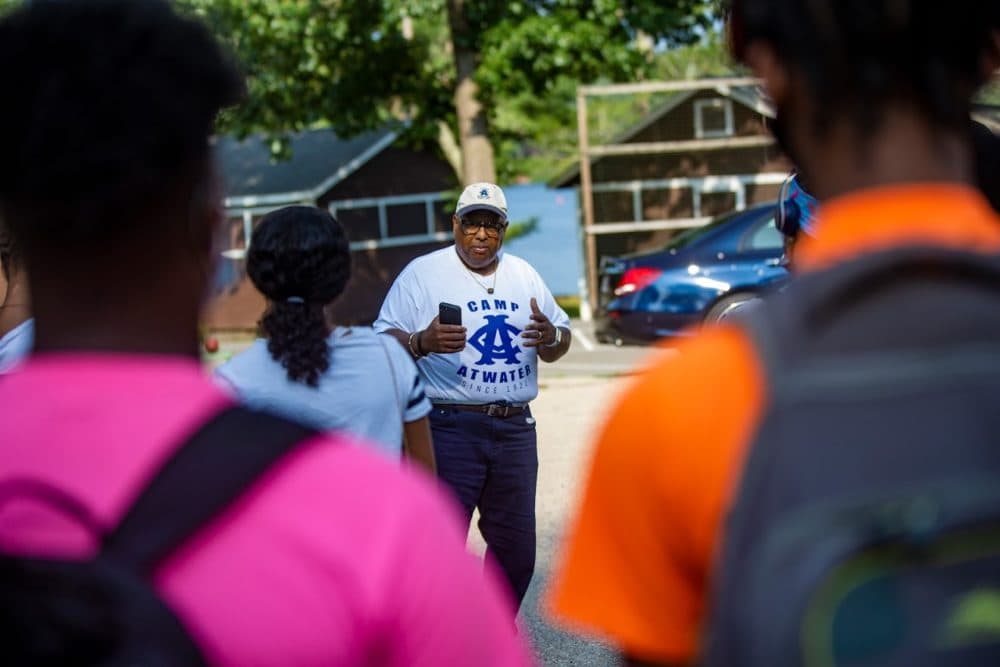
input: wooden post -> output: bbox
[579,77,761,96]
[577,88,599,316]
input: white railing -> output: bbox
[221,190,452,259]
[328,191,451,250]
[587,172,787,232]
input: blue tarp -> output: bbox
[501,184,582,298]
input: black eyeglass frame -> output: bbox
[458,217,508,237]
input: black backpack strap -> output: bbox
[101,406,317,574]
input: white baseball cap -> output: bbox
[455,182,508,221]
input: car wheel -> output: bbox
[703,293,759,326]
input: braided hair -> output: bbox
[247,207,351,387]
[728,0,1000,137]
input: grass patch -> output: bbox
[556,295,581,319]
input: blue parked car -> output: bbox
[596,202,788,344]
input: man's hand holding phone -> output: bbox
[418,303,467,354]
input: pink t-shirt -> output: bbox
[0,354,533,667]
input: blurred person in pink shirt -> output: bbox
[0,1,532,665]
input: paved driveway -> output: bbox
[468,347,668,665]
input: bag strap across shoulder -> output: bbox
[101,406,317,574]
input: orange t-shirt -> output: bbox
[549,184,1000,664]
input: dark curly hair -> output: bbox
[0,0,244,250]
[247,206,351,387]
[727,0,1000,136]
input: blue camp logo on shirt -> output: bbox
[455,299,534,395]
[468,315,521,366]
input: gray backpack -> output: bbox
[705,246,1000,667]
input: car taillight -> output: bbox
[614,267,663,296]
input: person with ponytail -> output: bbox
[216,206,435,474]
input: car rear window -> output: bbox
[662,209,743,250]
[743,217,783,250]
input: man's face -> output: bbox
[453,209,506,270]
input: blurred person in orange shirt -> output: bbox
[549,1,1000,665]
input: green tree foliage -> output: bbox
[178,0,446,158]
[503,216,539,241]
[977,80,1000,106]
[177,0,716,179]
[517,31,739,182]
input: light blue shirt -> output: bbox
[215,327,430,458]
[0,318,33,374]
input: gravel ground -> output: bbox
[467,374,639,666]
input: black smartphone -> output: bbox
[439,302,462,326]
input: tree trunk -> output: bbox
[437,120,464,181]
[445,0,496,185]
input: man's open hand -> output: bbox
[522,297,556,348]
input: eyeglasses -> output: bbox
[460,217,507,238]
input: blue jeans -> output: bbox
[429,405,538,610]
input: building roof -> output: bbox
[217,126,400,207]
[550,83,773,187]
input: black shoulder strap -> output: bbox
[101,406,317,574]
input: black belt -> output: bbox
[433,402,529,418]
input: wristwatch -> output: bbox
[545,326,562,348]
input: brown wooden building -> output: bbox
[205,126,457,330]
[553,84,791,264]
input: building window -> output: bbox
[693,98,734,139]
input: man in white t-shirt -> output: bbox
[375,182,571,610]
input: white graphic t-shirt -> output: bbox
[374,246,570,404]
